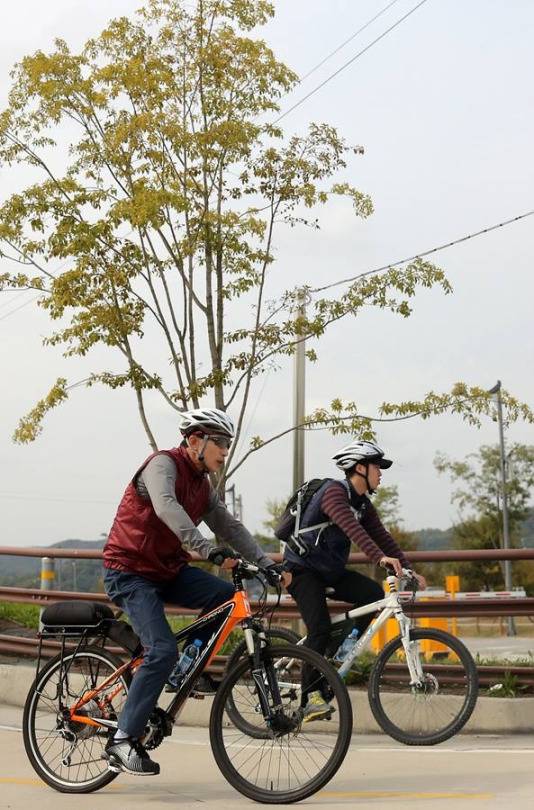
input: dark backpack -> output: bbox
[274,478,334,554]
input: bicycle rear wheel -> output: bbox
[210,643,352,804]
[23,646,130,793]
[368,628,478,745]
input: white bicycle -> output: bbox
[225,569,478,746]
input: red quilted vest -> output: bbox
[103,446,210,581]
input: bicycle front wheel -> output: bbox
[23,646,130,793]
[368,628,478,745]
[223,626,300,737]
[210,643,352,804]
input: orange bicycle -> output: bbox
[22,560,352,804]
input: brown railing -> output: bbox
[1,546,534,685]
[1,546,533,619]
[2,546,534,562]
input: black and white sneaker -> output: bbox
[103,737,160,775]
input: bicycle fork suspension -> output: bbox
[243,626,284,721]
[397,612,425,685]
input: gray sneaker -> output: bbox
[103,737,160,775]
[302,690,335,723]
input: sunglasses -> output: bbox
[206,434,232,450]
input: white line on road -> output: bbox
[2,723,534,755]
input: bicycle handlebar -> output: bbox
[229,558,284,584]
[383,565,418,588]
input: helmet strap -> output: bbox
[185,432,210,472]
[197,435,209,464]
[353,463,374,495]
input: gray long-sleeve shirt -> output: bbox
[137,454,273,568]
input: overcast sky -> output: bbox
[1,0,533,549]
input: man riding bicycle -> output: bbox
[283,439,426,721]
[103,407,291,775]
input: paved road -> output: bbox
[1,704,533,810]
[461,636,534,662]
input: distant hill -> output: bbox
[0,537,106,591]
[1,508,532,591]
[413,527,454,551]
[412,508,534,551]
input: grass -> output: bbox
[0,602,40,630]
[475,652,534,667]
[344,651,376,686]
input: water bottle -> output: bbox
[166,638,203,690]
[333,628,359,664]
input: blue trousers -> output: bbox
[104,566,234,738]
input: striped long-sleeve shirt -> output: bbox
[320,483,410,567]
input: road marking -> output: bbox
[354,746,534,754]
[2,724,533,754]
[319,790,493,800]
[0,778,43,786]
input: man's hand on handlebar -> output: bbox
[264,564,292,589]
[411,571,427,591]
[400,567,427,591]
[207,550,292,586]
[379,556,403,577]
[207,546,239,569]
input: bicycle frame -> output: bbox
[68,572,260,732]
[293,573,425,686]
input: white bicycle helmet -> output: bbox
[179,408,235,438]
[332,440,393,471]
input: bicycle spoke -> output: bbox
[24,649,130,791]
[369,629,478,745]
[211,643,352,802]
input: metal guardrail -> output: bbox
[1,583,534,694]
[1,546,534,562]
[1,546,534,690]
[1,547,534,620]
[0,634,228,674]
[1,584,534,618]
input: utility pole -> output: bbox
[293,288,307,491]
[225,483,236,517]
[235,494,243,522]
[225,484,243,521]
[488,380,516,636]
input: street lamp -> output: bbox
[488,380,516,636]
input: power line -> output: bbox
[0,491,115,505]
[311,208,534,294]
[0,288,33,312]
[299,0,403,84]
[0,293,42,322]
[273,0,430,124]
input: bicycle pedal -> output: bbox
[101,752,122,773]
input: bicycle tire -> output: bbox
[368,628,478,745]
[223,626,300,737]
[210,643,352,804]
[23,646,131,793]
